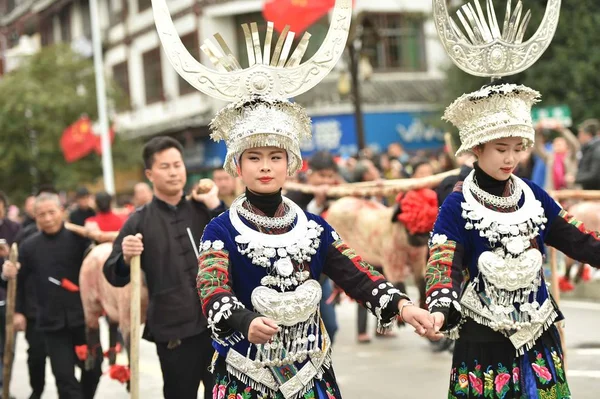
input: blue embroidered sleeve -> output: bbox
[197,219,258,346]
[425,193,467,331]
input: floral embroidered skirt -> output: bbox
[448,324,570,399]
[211,355,342,399]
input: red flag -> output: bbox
[93,126,116,155]
[60,116,97,163]
[263,0,336,34]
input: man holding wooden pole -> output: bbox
[103,137,223,399]
[2,193,102,399]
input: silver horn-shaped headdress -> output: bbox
[433,0,560,78]
[434,0,561,155]
[152,0,352,100]
[152,0,351,175]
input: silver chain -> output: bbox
[235,196,297,229]
[470,175,522,209]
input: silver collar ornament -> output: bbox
[230,195,323,290]
[151,0,352,176]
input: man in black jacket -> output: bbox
[103,137,223,399]
[574,119,600,190]
[2,193,101,399]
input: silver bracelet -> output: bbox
[399,300,415,322]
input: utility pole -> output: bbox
[90,0,116,194]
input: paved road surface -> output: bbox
[8,293,600,398]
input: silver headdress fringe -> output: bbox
[444,83,541,156]
[210,96,312,177]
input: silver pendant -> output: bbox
[275,257,294,277]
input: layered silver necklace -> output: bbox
[235,196,297,229]
[469,175,523,209]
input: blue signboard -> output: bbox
[199,111,445,167]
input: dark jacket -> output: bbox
[17,226,90,331]
[69,207,96,226]
[575,137,600,190]
[103,196,222,343]
[14,222,40,319]
[435,165,473,205]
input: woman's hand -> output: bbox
[398,299,434,336]
[248,317,279,344]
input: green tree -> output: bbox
[0,44,140,204]
[442,0,600,137]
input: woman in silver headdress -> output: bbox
[149,0,437,397]
[422,81,600,398]
[425,1,600,396]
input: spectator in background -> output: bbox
[515,148,535,180]
[411,158,435,179]
[387,142,410,165]
[376,153,402,180]
[69,188,96,226]
[533,123,580,191]
[132,182,153,208]
[21,195,36,230]
[337,155,357,183]
[287,151,340,213]
[352,159,390,343]
[286,151,340,343]
[573,119,600,190]
[436,153,476,205]
[85,192,126,232]
[212,168,238,208]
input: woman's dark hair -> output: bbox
[308,151,338,172]
[95,192,112,213]
[579,119,600,136]
[142,136,184,170]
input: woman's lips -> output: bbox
[500,167,513,173]
[259,177,273,183]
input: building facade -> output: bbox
[1,0,449,172]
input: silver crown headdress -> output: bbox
[152,0,352,175]
[434,0,561,155]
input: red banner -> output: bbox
[263,0,336,34]
[60,116,97,163]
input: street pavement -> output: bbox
[8,291,600,398]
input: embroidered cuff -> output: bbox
[365,281,409,333]
[426,288,462,332]
[207,295,245,346]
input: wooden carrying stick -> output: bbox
[284,168,460,198]
[549,247,568,369]
[64,222,119,243]
[3,243,18,399]
[548,190,600,201]
[129,255,141,399]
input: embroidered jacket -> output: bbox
[196,208,408,397]
[426,177,600,352]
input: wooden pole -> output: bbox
[129,255,141,399]
[284,168,460,197]
[549,247,567,369]
[2,244,18,399]
[548,190,600,201]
